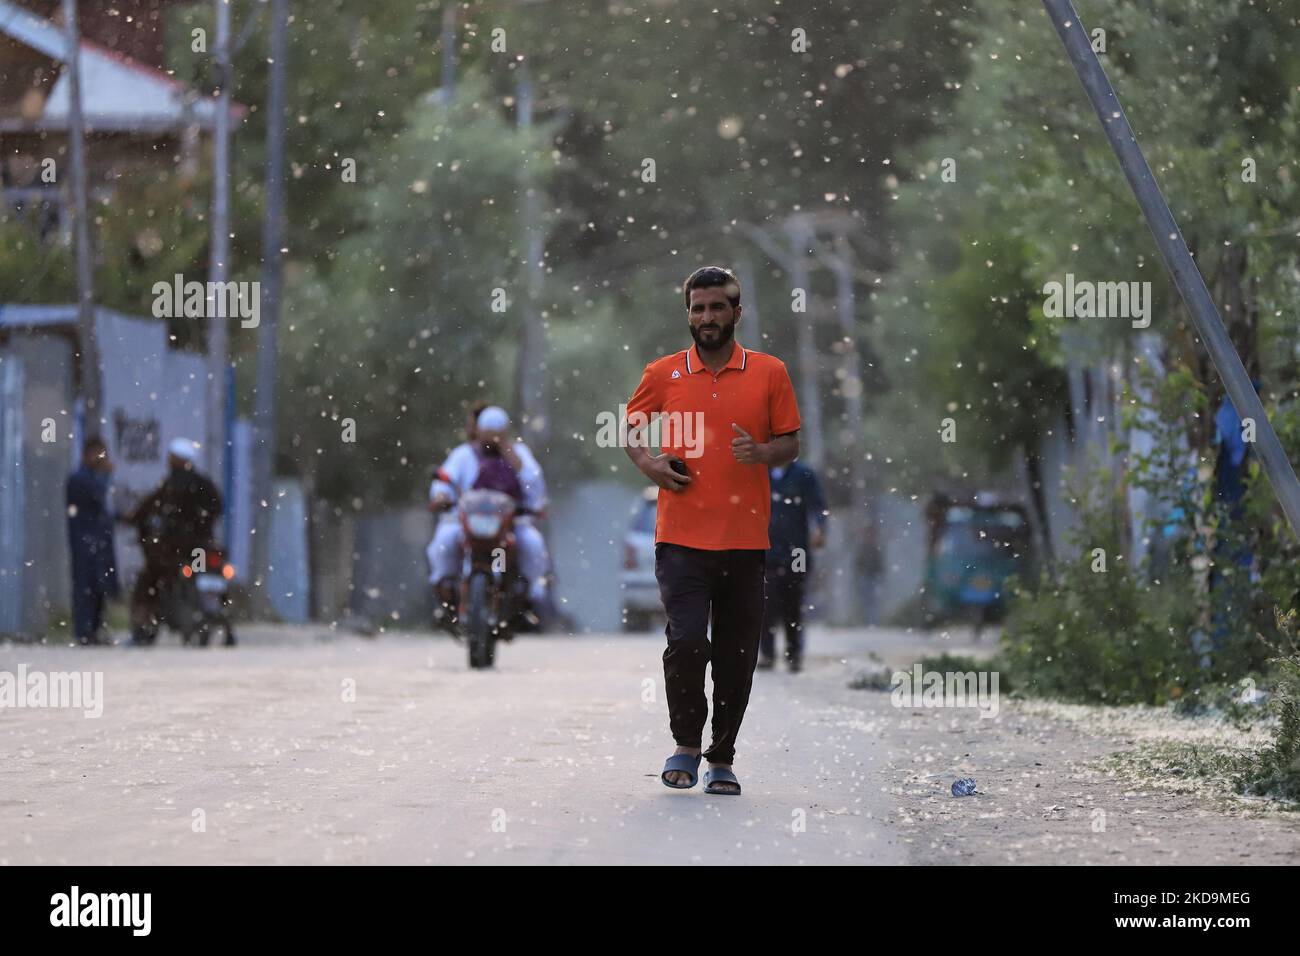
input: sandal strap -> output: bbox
[663,753,701,774]
[662,753,700,788]
[703,767,741,792]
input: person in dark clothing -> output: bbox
[1209,384,1257,646]
[66,437,120,645]
[759,460,827,672]
[127,438,223,641]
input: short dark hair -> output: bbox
[682,266,741,309]
[83,435,107,456]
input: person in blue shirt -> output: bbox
[1209,383,1258,646]
[760,460,828,672]
[66,436,120,645]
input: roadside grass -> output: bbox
[1105,742,1252,803]
[848,651,1010,692]
[848,634,1300,807]
[1234,649,1300,803]
[1021,660,1300,807]
[995,545,1300,805]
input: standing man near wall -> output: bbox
[623,266,802,795]
[66,436,119,645]
[760,460,827,672]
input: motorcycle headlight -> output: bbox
[466,513,503,537]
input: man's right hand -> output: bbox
[644,454,692,493]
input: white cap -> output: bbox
[168,437,199,462]
[476,406,510,432]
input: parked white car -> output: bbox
[619,487,662,631]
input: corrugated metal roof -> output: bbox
[0,0,66,60]
[0,303,79,328]
[0,0,244,132]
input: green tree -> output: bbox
[277,72,561,504]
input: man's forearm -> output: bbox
[625,441,655,478]
[764,433,800,467]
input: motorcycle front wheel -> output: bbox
[465,572,495,669]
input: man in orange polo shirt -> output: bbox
[623,266,801,795]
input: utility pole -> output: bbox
[823,231,865,472]
[739,218,826,469]
[62,0,101,432]
[785,217,824,469]
[514,54,549,444]
[439,1,458,100]
[206,0,232,487]
[819,230,867,614]
[250,0,289,600]
[735,257,760,347]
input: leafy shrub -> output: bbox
[1236,608,1300,802]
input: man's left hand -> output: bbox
[731,424,767,465]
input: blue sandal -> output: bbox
[703,767,741,795]
[661,753,702,789]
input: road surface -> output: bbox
[1,625,1296,865]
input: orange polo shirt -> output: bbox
[626,341,801,551]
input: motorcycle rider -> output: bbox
[426,405,550,629]
[127,437,223,642]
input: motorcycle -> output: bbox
[130,515,237,647]
[455,489,533,669]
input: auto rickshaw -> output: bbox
[922,493,1035,635]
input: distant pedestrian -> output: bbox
[858,518,884,626]
[760,460,827,672]
[66,436,119,645]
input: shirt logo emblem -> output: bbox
[671,369,681,379]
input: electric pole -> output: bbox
[207,0,233,486]
[62,0,101,432]
[250,0,289,600]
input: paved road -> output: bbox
[1,625,979,865]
